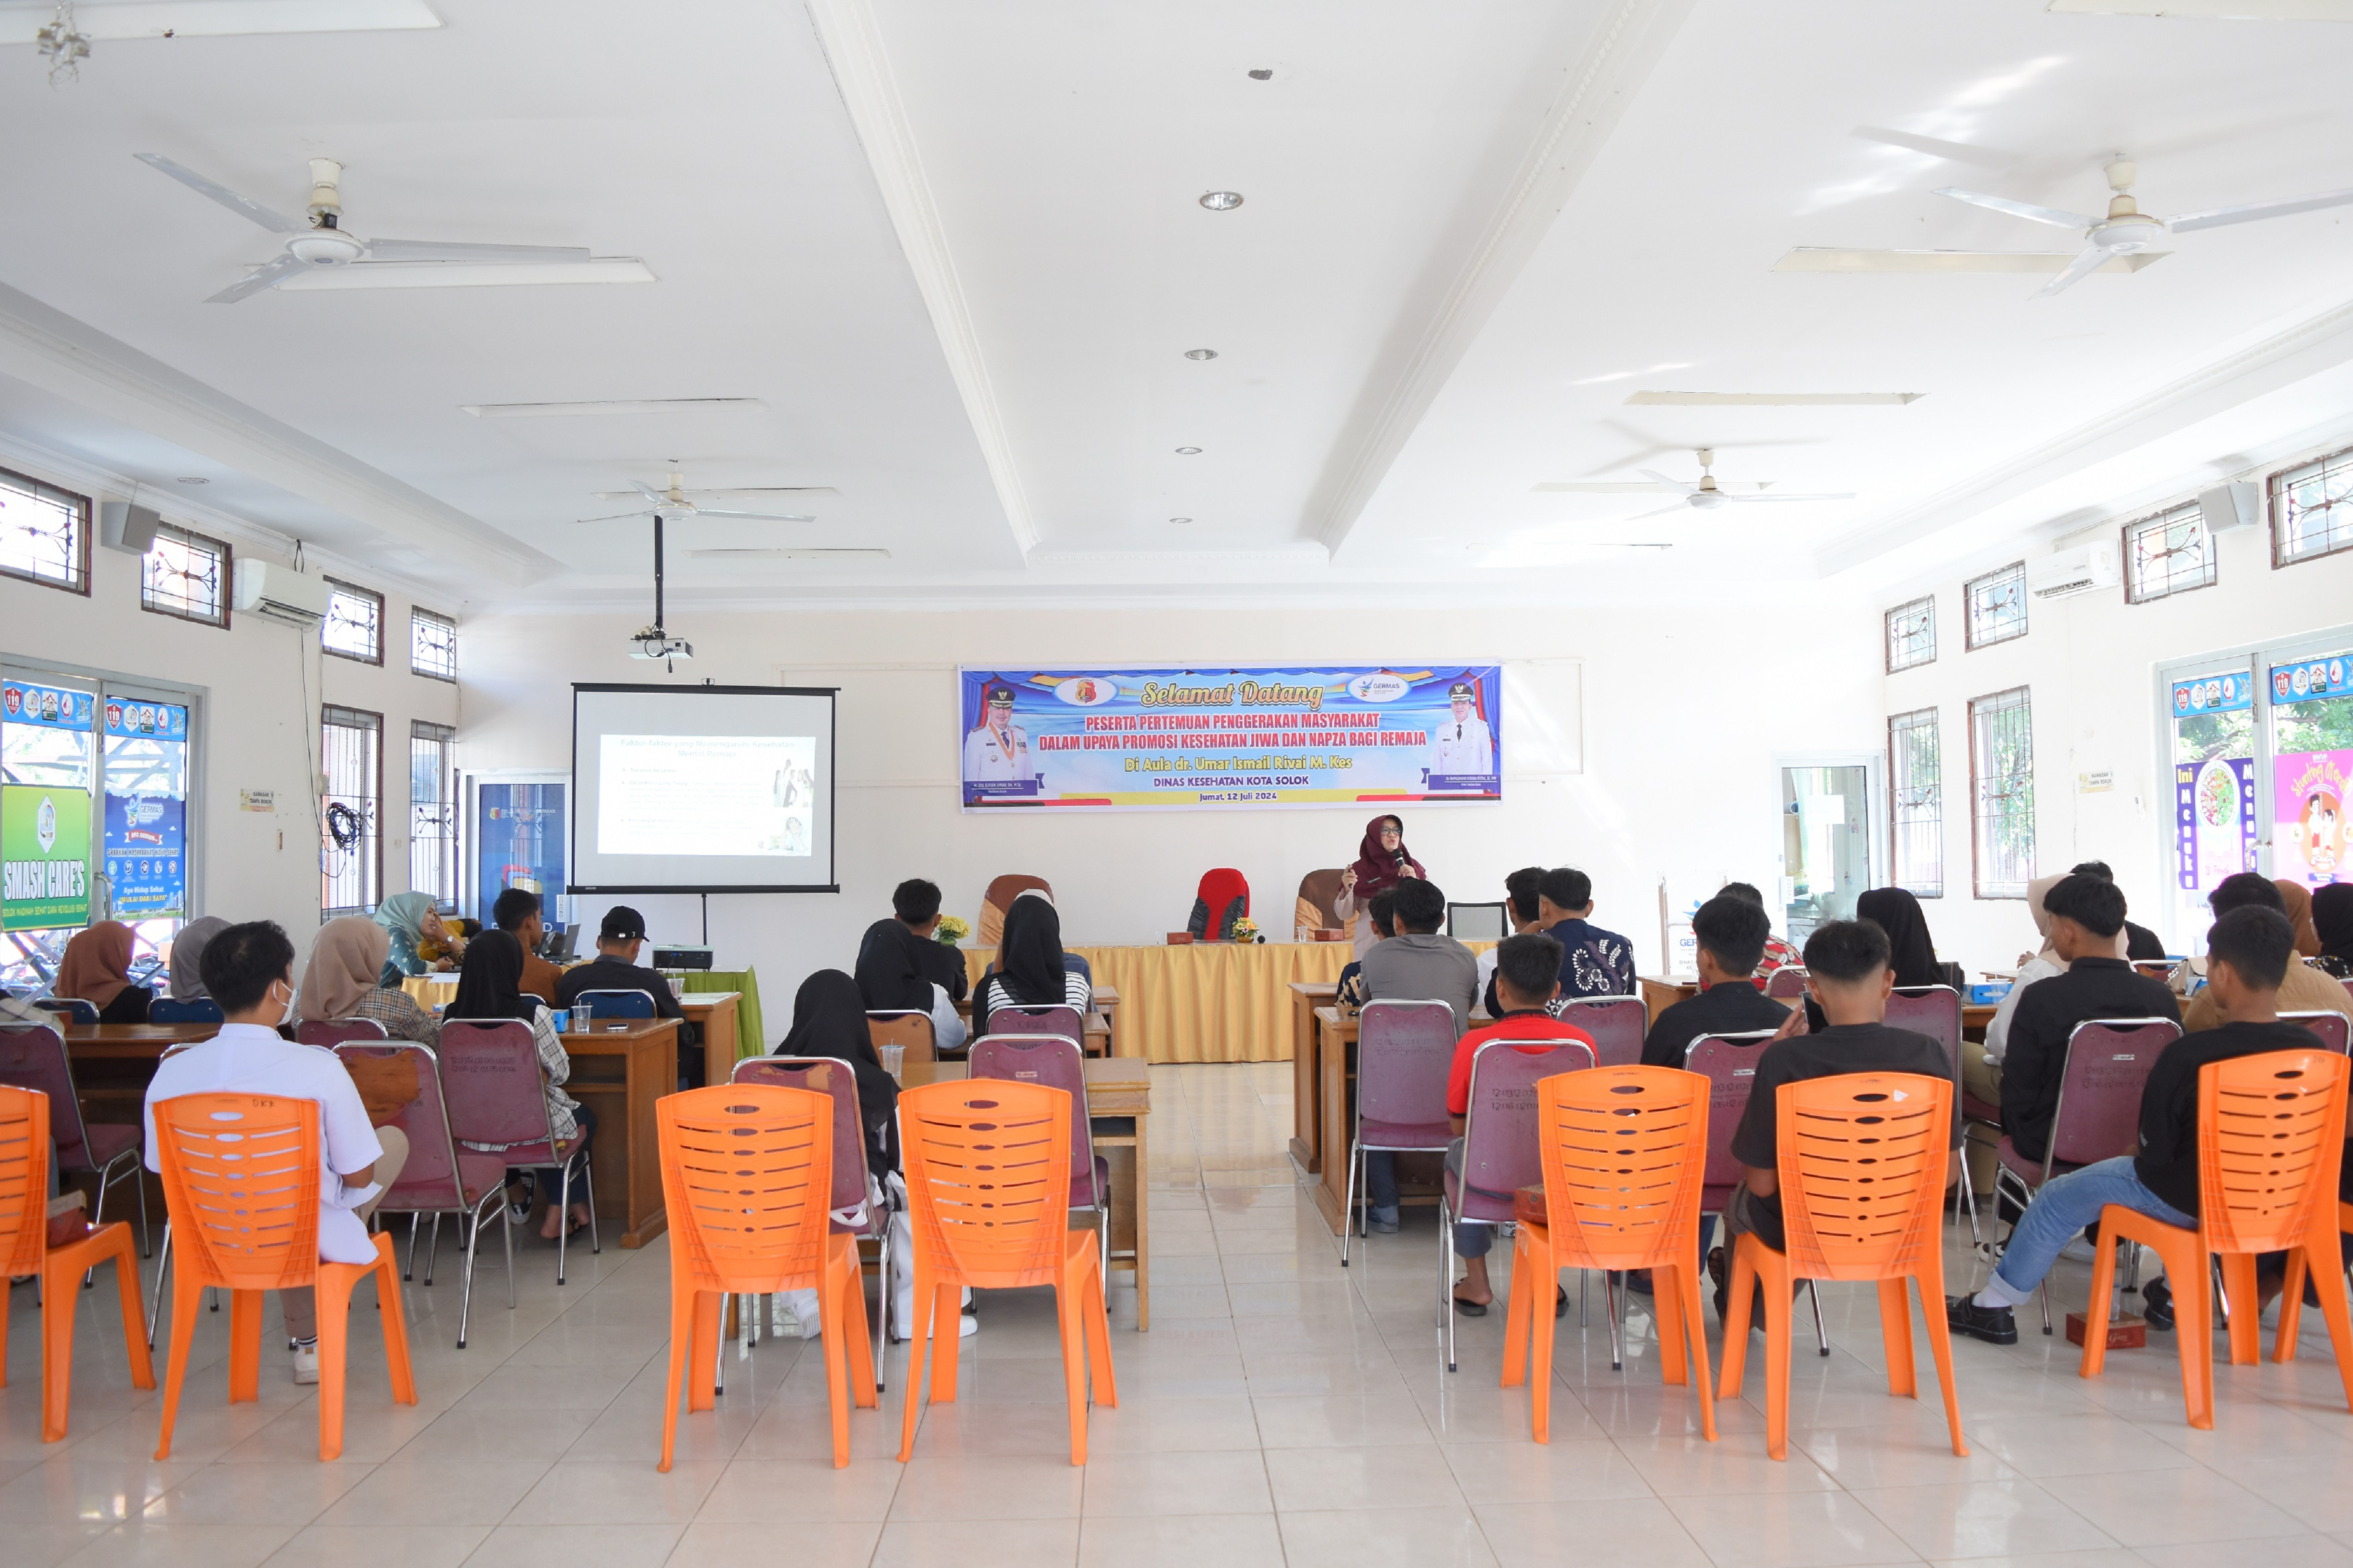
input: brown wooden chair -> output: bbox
[1296,868,1351,942]
[868,1010,937,1067]
[978,874,1054,948]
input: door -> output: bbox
[1781,762,1877,946]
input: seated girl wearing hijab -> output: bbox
[855,913,968,1053]
[972,890,1090,1039]
[1797,886,1950,1035]
[165,916,229,1005]
[374,891,461,987]
[446,930,592,1240]
[61,920,153,1023]
[2313,883,2353,980]
[300,916,439,1047]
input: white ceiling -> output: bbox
[3,0,2353,612]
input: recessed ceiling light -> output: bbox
[1175,446,1203,455]
[1169,517,1193,525]
[1247,68,1274,80]
[1198,191,1244,211]
[1184,349,1219,361]
[175,476,209,485]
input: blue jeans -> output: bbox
[1365,1151,1399,1216]
[1994,1156,2192,1299]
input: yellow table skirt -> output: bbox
[958,941,1357,1065]
[401,976,457,1007]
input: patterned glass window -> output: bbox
[321,705,382,913]
[0,466,90,594]
[1964,561,2027,650]
[1969,686,2035,899]
[139,523,231,628]
[2272,443,2353,569]
[323,578,385,664]
[409,720,457,912]
[2124,502,2215,604]
[1885,596,1936,673]
[411,608,456,681]
[1888,708,1943,899]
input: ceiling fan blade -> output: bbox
[2165,184,2353,233]
[1530,482,1676,493]
[136,154,303,233]
[1635,469,1697,492]
[364,238,595,263]
[204,254,310,304]
[688,509,819,522]
[1628,503,1689,521]
[632,480,670,502]
[2036,246,2115,298]
[1934,188,2097,231]
[1725,492,1856,502]
[1851,126,2021,169]
[573,509,654,524]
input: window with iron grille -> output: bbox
[321,705,382,913]
[1968,686,2034,899]
[411,607,456,681]
[139,523,231,628]
[2272,443,2353,569]
[409,720,456,911]
[1963,561,2027,650]
[0,466,91,595]
[1888,708,1944,899]
[322,578,385,664]
[1885,595,1936,673]
[2124,502,2215,604]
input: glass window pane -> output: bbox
[1964,562,2028,650]
[2124,503,2215,603]
[2270,652,2353,896]
[139,524,229,627]
[1888,708,1942,898]
[2272,445,2353,568]
[321,705,382,912]
[1885,596,1936,673]
[323,579,384,663]
[102,697,190,919]
[0,467,90,593]
[409,720,456,910]
[1969,686,2035,898]
[411,609,456,681]
[2168,668,2255,943]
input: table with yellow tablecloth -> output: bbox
[956,941,1361,1064]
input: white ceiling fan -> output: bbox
[578,471,819,525]
[138,153,602,303]
[1937,156,2353,296]
[1538,450,1853,518]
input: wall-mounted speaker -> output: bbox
[2195,479,2261,534]
[98,500,162,555]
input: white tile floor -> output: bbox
[11,1060,2353,1567]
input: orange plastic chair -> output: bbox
[150,1092,416,1461]
[1718,1072,1966,1462]
[657,1084,876,1471]
[2081,1049,2353,1430]
[1501,1066,1715,1443]
[896,1078,1115,1465]
[0,1085,155,1441]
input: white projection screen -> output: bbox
[571,683,838,893]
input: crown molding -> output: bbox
[802,0,1039,560]
[1306,0,1699,560]
[0,283,542,583]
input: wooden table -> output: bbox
[685,992,741,1086]
[1637,976,1997,1041]
[1309,1005,1484,1236]
[901,1056,1153,1329]
[1288,981,1337,1172]
[555,1017,678,1249]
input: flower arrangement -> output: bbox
[1230,916,1260,943]
[934,914,970,946]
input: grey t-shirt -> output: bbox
[1359,932,1481,1035]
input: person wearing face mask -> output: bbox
[142,920,409,1387]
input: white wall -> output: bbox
[1,514,460,948]
[456,602,1884,1042]
[1878,516,2353,973]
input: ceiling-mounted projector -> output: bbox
[629,630,693,661]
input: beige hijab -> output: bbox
[2027,870,2131,969]
[301,916,390,1022]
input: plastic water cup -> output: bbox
[571,998,593,1032]
[879,1043,905,1081]
[550,1010,571,1033]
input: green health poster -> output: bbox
[2,784,91,930]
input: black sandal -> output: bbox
[1451,1293,1490,1317]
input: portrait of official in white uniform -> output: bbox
[962,683,1032,785]
[1428,680,1493,778]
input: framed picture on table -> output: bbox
[464,770,568,923]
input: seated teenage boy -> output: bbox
[1475,866,1548,1009]
[1642,895,1789,1067]
[1719,918,1961,1323]
[1335,889,1398,1012]
[555,905,701,1086]
[1949,904,2321,1344]
[1444,932,1592,1315]
[1357,877,1479,1234]
[493,886,565,1005]
[144,920,409,1386]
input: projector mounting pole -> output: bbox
[651,512,666,635]
[701,893,708,946]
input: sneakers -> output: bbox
[1367,1207,1400,1235]
[2140,1276,2175,1330]
[506,1172,536,1227]
[1946,1295,2019,1345]
[291,1343,319,1385]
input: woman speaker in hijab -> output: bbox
[973,890,1090,1039]
[1332,813,1427,962]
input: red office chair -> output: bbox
[1188,868,1251,941]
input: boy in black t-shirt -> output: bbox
[1949,905,2321,1346]
[1642,895,1789,1067]
[1717,919,1961,1323]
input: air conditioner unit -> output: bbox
[232,559,329,626]
[2028,540,2119,600]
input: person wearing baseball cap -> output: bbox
[555,905,701,1087]
[1428,678,1493,782]
[962,680,1032,788]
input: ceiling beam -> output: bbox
[1305,0,1698,561]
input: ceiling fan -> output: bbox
[1937,156,2353,296]
[1539,450,1853,518]
[137,153,601,303]
[578,472,818,525]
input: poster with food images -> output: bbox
[2174,757,2257,896]
[958,666,1504,811]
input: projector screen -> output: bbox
[571,683,837,893]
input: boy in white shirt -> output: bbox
[144,920,408,1385]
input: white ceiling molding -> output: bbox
[0,0,439,43]
[2047,0,2353,15]
[802,0,1039,558]
[1626,391,1925,406]
[1817,294,2353,575]
[1303,0,1699,561]
[0,285,541,583]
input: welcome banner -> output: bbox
[958,665,1504,812]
